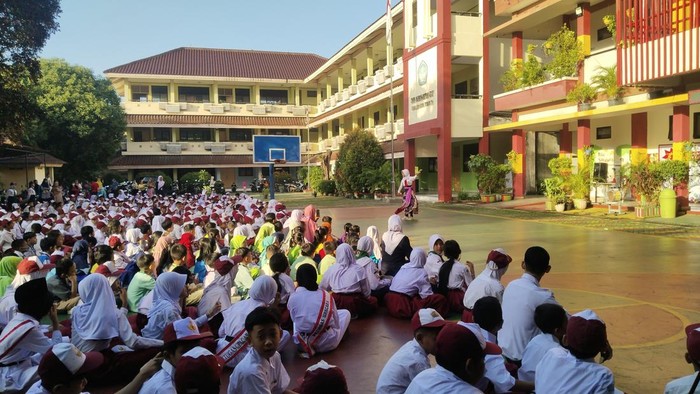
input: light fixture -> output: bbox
[575,6,583,16]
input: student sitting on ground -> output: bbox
[320,243,378,319]
[174,346,223,393]
[46,258,81,313]
[376,308,447,394]
[664,323,700,394]
[198,255,238,318]
[518,303,567,382]
[26,343,104,394]
[355,236,391,300]
[295,360,350,394]
[385,248,448,319]
[318,240,337,277]
[424,234,445,281]
[127,254,156,312]
[463,248,512,322]
[233,247,257,299]
[270,252,294,330]
[166,244,187,272]
[227,306,291,394]
[290,243,318,282]
[436,240,474,315]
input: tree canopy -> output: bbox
[334,129,386,193]
[23,58,126,181]
[0,0,61,142]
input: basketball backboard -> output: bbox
[252,135,301,164]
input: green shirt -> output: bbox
[127,272,156,312]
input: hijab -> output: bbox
[366,226,383,260]
[283,209,304,231]
[199,256,239,316]
[258,235,277,273]
[485,248,511,281]
[404,247,427,269]
[355,236,374,268]
[302,205,318,243]
[72,274,120,340]
[71,240,90,272]
[324,244,364,291]
[147,272,186,319]
[267,199,278,214]
[125,228,143,258]
[381,215,405,255]
[220,275,277,336]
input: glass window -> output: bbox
[219,88,233,103]
[235,88,251,104]
[267,129,290,136]
[260,89,288,105]
[131,85,148,102]
[229,129,253,141]
[179,128,212,142]
[132,128,148,142]
[153,128,172,142]
[238,168,253,176]
[306,90,317,98]
[151,86,168,102]
[178,86,210,103]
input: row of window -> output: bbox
[131,85,315,104]
[131,128,292,142]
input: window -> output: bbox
[132,128,148,142]
[219,88,233,103]
[178,86,210,103]
[238,168,253,176]
[151,86,168,102]
[179,128,212,141]
[597,27,613,41]
[596,126,612,140]
[153,128,172,142]
[694,113,700,139]
[360,116,365,129]
[261,167,270,177]
[131,85,148,102]
[462,143,479,172]
[260,89,288,105]
[428,158,437,172]
[306,90,317,98]
[229,129,253,141]
[374,111,381,124]
[235,88,250,104]
[455,81,468,95]
[268,129,290,136]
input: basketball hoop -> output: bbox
[273,159,286,165]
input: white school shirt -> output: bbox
[357,257,389,291]
[664,372,699,394]
[227,349,290,394]
[535,347,616,394]
[463,270,505,309]
[376,339,431,394]
[445,261,473,290]
[138,359,176,394]
[406,365,484,394]
[151,215,165,233]
[141,304,207,340]
[518,333,561,382]
[389,266,433,299]
[498,273,560,360]
[424,252,443,278]
[0,229,14,252]
[477,327,515,394]
[71,308,163,352]
[277,273,295,304]
[320,265,371,297]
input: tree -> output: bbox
[23,58,126,181]
[0,1,61,142]
[335,129,385,193]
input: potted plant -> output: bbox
[468,153,498,202]
[591,65,623,105]
[543,25,584,79]
[543,177,565,211]
[626,161,664,217]
[566,82,597,110]
[569,172,590,209]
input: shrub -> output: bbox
[566,83,597,104]
[317,180,337,195]
[543,25,584,78]
[179,170,210,194]
[134,171,173,187]
[521,44,546,87]
[213,180,225,194]
[335,129,385,193]
[101,171,127,185]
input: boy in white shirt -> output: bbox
[376,308,447,394]
[664,323,700,394]
[26,343,104,394]
[518,303,567,382]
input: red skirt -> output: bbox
[332,293,378,318]
[412,294,449,318]
[385,291,415,319]
[446,289,466,315]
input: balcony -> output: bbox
[493,77,578,112]
[451,96,483,138]
[122,99,311,118]
[494,0,541,16]
[452,12,482,58]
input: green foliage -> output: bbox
[542,177,567,203]
[627,161,664,204]
[134,171,173,187]
[548,156,573,177]
[368,161,401,193]
[467,154,510,194]
[274,170,291,185]
[458,190,470,200]
[657,160,689,186]
[603,14,616,36]
[0,0,61,143]
[179,170,210,193]
[316,180,337,195]
[543,25,584,78]
[23,58,126,181]
[566,83,597,104]
[306,166,324,191]
[334,129,385,193]
[591,66,622,99]
[500,60,523,91]
[101,171,127,185]
[521,45,546,87]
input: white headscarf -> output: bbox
[266,200,277,214]
[220,275,277,337]
[125,228,143,258]
[381,215,405,255]
[485,248,511,280]
[366,225,383,260]
[404,247,427,269]
[324,244,363,289]
[71,274,120,340]
[199,257,239,316]
[355,236,374,268]
[147,272,186,319]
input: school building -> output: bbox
[106,0,700,203]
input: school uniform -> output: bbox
[424,251,443,279]
[376,339,431,394]
[535,347,617,393]
[518,333,562,382]
[137,359,176,394]
[439,260,473,315]
[664,372,699,394]
[405,365,483,394]
[234,264,254,298]
[320,244,378,318]
[463,269,506,310]
[127,272,156,312]
[142,272,207,340]
[288,287,350,355]
[227,349,290,394]
[474,326,516,394]
[498,273,561,361]
[386,248,448,319]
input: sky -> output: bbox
[40,0,399,76]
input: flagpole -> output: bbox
[387,0,396,198]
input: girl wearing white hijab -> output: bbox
[365,225,383,263]
[71,274,162,384]
[124,228,143,259]
[142,272,208,339]
[198,255,239,317]
[462,248,512,321]
[216,275,290,368]
[320,244,377,318]
[380,215,412,277]
[385,248,448,319]
[424,234,445,281]
[355,236,391,296]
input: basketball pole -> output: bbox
[269,163,275,200]
[305,106,311,192]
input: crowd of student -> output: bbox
[0,189,698,393]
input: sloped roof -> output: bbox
[104,47,327,80]
[0,145,65,167]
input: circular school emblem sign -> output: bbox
[417,60,429,86]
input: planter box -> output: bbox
[635,205,660,218]
[494,77,579,112]
[480,194,496,203]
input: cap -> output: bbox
[487,248,512,269]
[411,308,447,332]
[38,343,103,389]
[174,346,222,393]
[686,323,700,361]
[297,360,349,394]
[163,317,213,345]
[214,256,236,276]
[17,256,54,275]
[108,236,122,249]
[435,322,501,369]
[566,309,608,358]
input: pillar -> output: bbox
[124,82,131,102]
[576,3,591,57]
[366,47,374,77]
[316,87,322,105]
[169,82,176,102]
[212,83,218,104]
[437,129,452,202]
[350,59,358,85]
[215,168,221,181]
[294,87,300,106]
[325,79,332,101]
[673,105,690,210]
[560,123,572,156]
[214,129,220,142]
[173,168,178,181]
[577,119,591,169]
[337,73,344,93]
[478,132,490,154]
[512,31,523,62]
[351,113,359,130]
[630,113,648,164]
[512,129,526,198]
[368,108,376,128]
[404,138,416,177]
[253,85,260,105]
[172,128,178,142]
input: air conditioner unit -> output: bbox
[330,96,337,106]
[179,103,188,110]
[286,105,295,113]
[334,92,342,103]
[209,105,224,114]
[166,144,182,154]
[203,103,212,110]
[158,102,168,110]
[301,143,308,153]
[376,126,386,140]
[319,102,326,112]
[252,106,267,115]
[395,61,403,75]
[222,104,231,111]
[166,104,181,113]
[246,104,255,111]
[342,89,350,101]
[246,143,253,150]
[324,98,331,107]
[319,140,327,151]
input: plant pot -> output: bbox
[607,97,623,106]
[495,194,503,202]
[565,201,574,211]
[501,194,513,201]
[545,200,556,211]
[480,194,496,203]
[635,204,660,218]
[555,203,566,212]
[573,198,588,210]
[578,103,592,111]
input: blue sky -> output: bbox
[40,0,399,76]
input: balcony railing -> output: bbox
[121,100,312,117]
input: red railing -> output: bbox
[618,0,700,85]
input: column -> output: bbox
[512,31,523,62]
[437,129,452,202]
[630,113,647,164]
[325,78,332,101]
[214,129,220,143]
[577,119,591,169]
[337,73,344,93]
[173,168,178,181]
[316,87,322,105]
[366,47,374,77]
[169,82,176,102]
[368,108,376,128]
[215,168,221,181]
[512,129,526,198]
[404,138,416,179]
[576,3,591,57]
[478,133,490,154]
[350,59,358,85]
[673,105,690,210]
[253,85,260,105]
[560,123,572,156]
[212,83,218,104]
[124,82,131,102]
[294,87,300,106]
[172,128,178,142]
[351,113,359,130]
